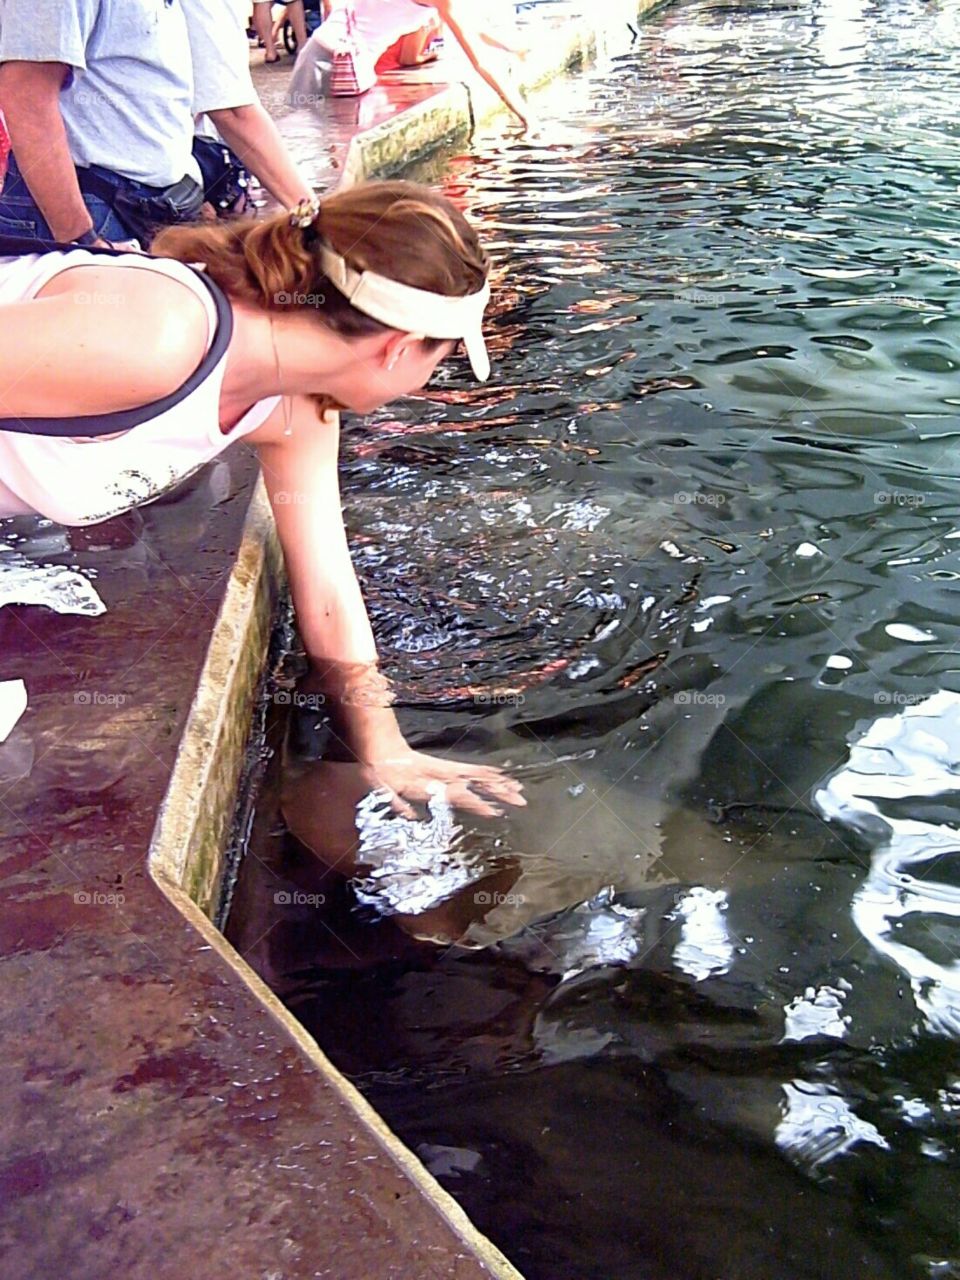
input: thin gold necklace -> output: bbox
[269,315,294,437]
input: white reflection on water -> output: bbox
[670,886,733,982]
[777,1081,890,1170]
[351,784,486,916]
[782,983,850,1043]
[503,885,648,981]
[815,690,960,1038]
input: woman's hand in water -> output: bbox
[359,747,526,820]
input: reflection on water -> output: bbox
[228,0,960,1275]
[817,690,960,1039]
[776,1078,890,1171]
[352,784,487,917]
[0,529,106,616]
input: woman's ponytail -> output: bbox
[151,180,490,339]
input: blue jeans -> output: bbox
[0,154,141,245]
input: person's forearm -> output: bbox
[438,14,528,126]
[260,416,409,761]
[206,102,311,207]
[311,659,408,762]
[282,512,407,760]
[0,62,95,240]
[472,59,528,126]
[296,583,408,761]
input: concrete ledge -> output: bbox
[150,477,283,917]
[158,876,525,1280]
[2,446,521,1278]
[341,81,474,186]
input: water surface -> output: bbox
[228,3,960,1275]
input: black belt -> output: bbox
[75,165,204,242]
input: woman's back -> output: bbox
[0,250,277,525]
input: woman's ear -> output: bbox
[381,330,426,372]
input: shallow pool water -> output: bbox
[227,2,960,1275]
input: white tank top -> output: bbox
[0,249,279,526]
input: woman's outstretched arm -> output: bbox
[431,0,529,128]
[254,395,525,818]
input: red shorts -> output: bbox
[374,37,405,73]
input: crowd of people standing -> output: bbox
[0,0,314,244]
[0,2,528,243]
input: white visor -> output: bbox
[319,244,492,382]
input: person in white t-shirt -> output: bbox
[183,0,312,212]
[0,0,311,247]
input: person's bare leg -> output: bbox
[252,1,278,61]
[396,29,431,66]
[398,17,443,66]
[287,1,309,50]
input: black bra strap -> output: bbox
[0,235,234,437]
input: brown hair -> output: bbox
[151,179,489,344]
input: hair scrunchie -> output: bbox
[289,194,322,229]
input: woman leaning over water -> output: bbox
[0,181,525,819]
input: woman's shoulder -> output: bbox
[32,259,212,413]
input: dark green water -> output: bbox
[228,2,960,1275]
